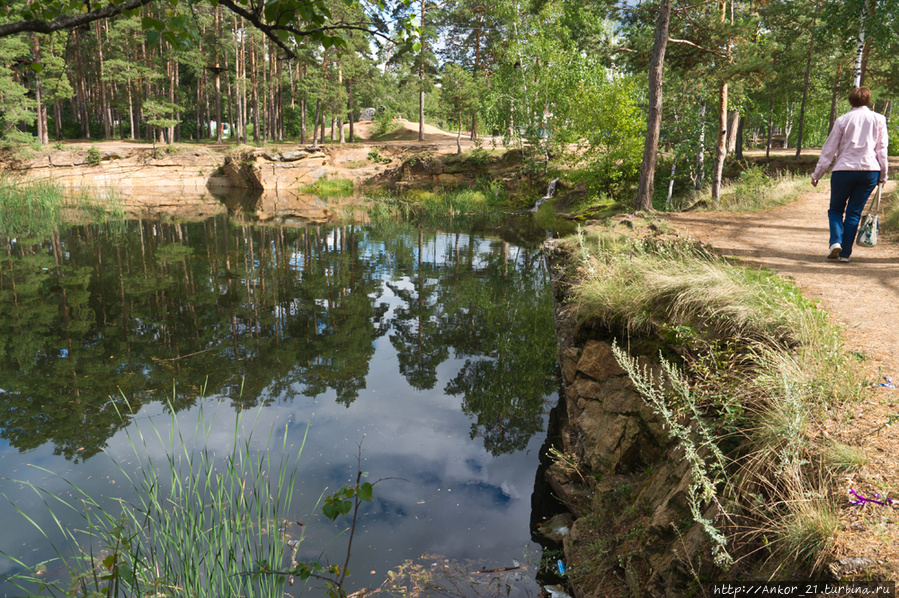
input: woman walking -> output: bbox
[811,87,888,262]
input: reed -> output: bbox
[2,401,308,598]
[0,178,125,236]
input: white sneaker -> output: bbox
[828,243,841,259]
[838,256,851,263]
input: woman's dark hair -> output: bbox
[849,87,872,108]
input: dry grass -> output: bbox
[563,224,868,573]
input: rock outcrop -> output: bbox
[545,239,724,597]
[0,144,389,221]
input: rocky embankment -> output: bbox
[544,239,724,597]
[2,142,537,221]
[2,144,386,221]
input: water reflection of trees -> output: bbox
[0,217,556,460]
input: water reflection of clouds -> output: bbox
[0,224,555,595]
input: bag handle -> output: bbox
[865,183,883,216]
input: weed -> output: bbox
[299,177,355,198]
[881,187,899,233]
[822,441,867,474]
[367,148,390,164]
[86,145,102,166]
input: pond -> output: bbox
[0,209,570,597]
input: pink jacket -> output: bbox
[812,106,888,182]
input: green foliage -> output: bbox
[562,76,644,198]
[0,178,125,236]
[370,111,401,138]
[86,145,101,166]
[299,176,355,197]
[367,147,391,163]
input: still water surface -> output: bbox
[0,213,563,596]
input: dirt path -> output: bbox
[666,175,899,577]
[667,182,899,374]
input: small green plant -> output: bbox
[367,148,390,164]
[300,176,355,198]
[86,145,101,165]
[53,141,64,151]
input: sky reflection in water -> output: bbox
[0,216,559,596]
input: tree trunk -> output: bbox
[711,80,728,202]
[418,0,425,142]
[31,35,48,145]
[168,55,176,144]
[299,61,306,143]
[73,29,90,138]
[337,63,345,143]
[666,154,678,211]
[300,98,307,144]
[725,110,739,152]
[224,52,235,141]
[214,7,223,143]
[795,37,814,157]
[765,88,774,162]
[312,98,320,148]
[251,42,260,143]
[735,114,744,160]
[347,78,355,142]
[53,100,62,141]
[695,97,706,189]
[470,7,482,142]
[634,0,672,211]
[853,0,869,87]
[96,22,111,139]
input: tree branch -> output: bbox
[667,37,728,58]
[215,0,396,60]
[0,0,156,37]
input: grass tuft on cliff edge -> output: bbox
[561,217,865,576]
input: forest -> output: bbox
[0,0,898,204]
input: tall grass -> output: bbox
[673,167,806,212]
[566,226,865,570]
[0,178,125,236]
[881,187,899,234]
[2,402,307,598]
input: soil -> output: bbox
[666,151,899,580]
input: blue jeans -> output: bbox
[828,170,879,258]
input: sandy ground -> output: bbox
[666,163,899,579]
[56,119,498,154]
